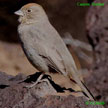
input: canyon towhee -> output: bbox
[15,3,94,100]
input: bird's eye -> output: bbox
[27,9,32,12]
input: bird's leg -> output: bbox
[25,73,44,88]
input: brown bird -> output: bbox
[15,3,94,100]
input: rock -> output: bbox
[0,72,104,108]
[86,0,108,107]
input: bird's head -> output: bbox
[15,3,48,24]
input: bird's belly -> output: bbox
[22,43,48,72]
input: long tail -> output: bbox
[70,67,95,100]
[81,81,95,100]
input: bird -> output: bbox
[15,3,94,100]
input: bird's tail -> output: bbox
[81,81,95,100]
[70,67,95,100]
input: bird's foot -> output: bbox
[24,74,44,89]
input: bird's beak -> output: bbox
[14,10,23,16]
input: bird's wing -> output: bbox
[35,42,66,75]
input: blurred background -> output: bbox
[0,0,108,107]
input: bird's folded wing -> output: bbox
[34,42,66,75]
